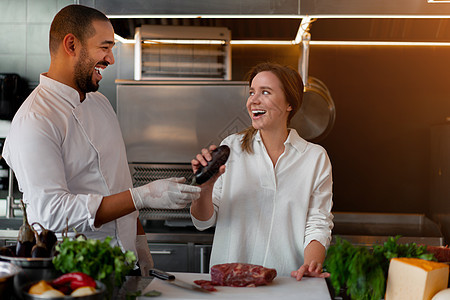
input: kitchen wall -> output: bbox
[0,0,74,87]
[231,42,450,243]
[0,0,118,106]
[234,43,450,240]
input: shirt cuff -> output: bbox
[304,232,332,250]
[86,194,104,231]
[190,210,216,230]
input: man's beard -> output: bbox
[74,47,99,94]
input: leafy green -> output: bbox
[52,236,136,286]
[323,235,436,300]
[373,235,435,278]
[345,247,385,300]
[323,237,355,292]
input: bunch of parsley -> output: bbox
[53,236,136,286]
[324,235,436,300]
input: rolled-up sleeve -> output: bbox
[304,152,334,249]
[4,112,103,232]
[190,170,224,230]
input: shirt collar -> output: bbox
[40,73,82,107]
[285,128,308,153]
[255,128,308,153]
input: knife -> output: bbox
[143,269,211,294]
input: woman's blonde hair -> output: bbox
[240,62,304,153]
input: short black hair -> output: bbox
[49,4,110,55]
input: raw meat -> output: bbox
[211,263,277,287]
[193,280,218,291]
[426,245,450,262]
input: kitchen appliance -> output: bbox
[134,25,231,80]
[0,73,27,120]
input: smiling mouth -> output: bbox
[252,110,266,117]
[94,66,103,75]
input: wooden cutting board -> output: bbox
[137,272,332,300]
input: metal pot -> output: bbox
[0,246,60,299]
[0,261,22,299]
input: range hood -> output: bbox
[79,0,450,16]
[78,0,450,43]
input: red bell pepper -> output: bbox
[52,272,96,291]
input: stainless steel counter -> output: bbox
[332,212,444,246]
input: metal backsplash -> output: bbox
[130,163,193,220]
[116,80,249,164]
[118,80,249,221]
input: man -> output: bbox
[2,5,200,276]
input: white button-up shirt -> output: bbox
[3,74,138,254]
[191,129,333,276]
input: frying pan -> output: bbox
[291,29,336,142]
[291,76,335,142]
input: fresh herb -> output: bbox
[373,235,435,278]
[324,235,436,300]
[52,235,136,286]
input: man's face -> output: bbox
[74,20,115,95]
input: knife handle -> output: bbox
[149,269,176,281]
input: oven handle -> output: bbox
[150,250,173,255]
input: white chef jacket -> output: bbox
[191,129,334,276]
[2,74,138,254]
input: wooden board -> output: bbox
[137,272,332,300]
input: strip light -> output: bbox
[113,14,450,47]
[230,40,295,45]
[114,34,133,44]
[108,14,302,19]
[115,35,450,47]
[143,39,226,45]
[310,40,450,46]
[108,14,450,20]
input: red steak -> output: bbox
[426,245,450,262]
[210,263,277,287]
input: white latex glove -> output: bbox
[136,234,154,276]
[130,177,201,210]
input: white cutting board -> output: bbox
[137,272,331,300]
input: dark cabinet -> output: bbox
[149,242,212,273]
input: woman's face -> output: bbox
[246,71,292,132]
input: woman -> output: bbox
[190,62,333,280]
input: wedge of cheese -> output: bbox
[385,257,449,300]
